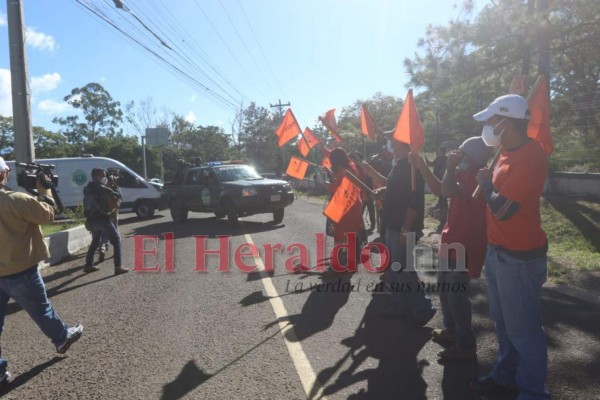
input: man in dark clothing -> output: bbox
[362,140,436,327]
[83,168,128,275]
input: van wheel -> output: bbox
[170,199,188,223]
[136,200,155,218]
[222,199,239,226]
[273,209,284,224]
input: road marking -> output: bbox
[244,233,327,400]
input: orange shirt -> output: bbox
[487,139,548,251]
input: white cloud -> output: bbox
[0,69,12,117]
[25,27,57,51]
[37,99,70,114]
[31,73,61,94]
[0,12,6,26]
[185,111,196,123]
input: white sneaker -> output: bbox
[56,324,84,354]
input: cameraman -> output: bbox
[0,157,84,386]
[83,168,129,275]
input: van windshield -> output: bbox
[214,166,262,182]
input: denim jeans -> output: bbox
[485,245,550,400]
[384,228,435,320]
[438,259,475,350]
[86,219,122,268]
[0,265,69,374]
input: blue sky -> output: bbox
[0,0,483,138]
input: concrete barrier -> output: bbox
[42,224,91,267]
[548,172,600,198]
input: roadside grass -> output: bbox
[42,205,86,237]
[424,194,600,282]
[541,198,600,279]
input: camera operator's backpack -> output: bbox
[83,190,103,220]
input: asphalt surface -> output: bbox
[1,198,599,399]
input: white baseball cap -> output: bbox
[473,94,530,122]
[0,157,10,172]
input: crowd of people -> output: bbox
[318,91,550,400]
[0,84,550,398]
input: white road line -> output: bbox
[244,233,327,400]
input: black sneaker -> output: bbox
[83,265,100,273]
[470,375,519,396]
[56,324,84,354]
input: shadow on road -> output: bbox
[160,360,212,400]
[0,356,64,396]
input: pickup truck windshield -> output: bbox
[215,166,262,182]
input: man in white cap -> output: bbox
[470,94,550,399]
[0,157,83,387]
[410,137,492,361]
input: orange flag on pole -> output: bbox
[275,108,302,147]
[297,127,320,157]
[393,89,424,151]
[360,104,382,142]
[286,156,310,179]
[323,176,360,223]
[319,109,343,142]
[527,76,553,155]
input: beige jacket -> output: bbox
[0,188,54,276]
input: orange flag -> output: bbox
[286,156,309,179]
[323,176,360,223]
[527,77,553,155]
[393,89,425,151]
[297,127,320,157]
[275,108,302,147]
[319,109,343,142]
[321,156,331,170]
[360,104,382,142]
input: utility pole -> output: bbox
[270,99,290,177]
[269,99,290,118]
[7,0,35,167]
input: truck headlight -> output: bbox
[242,188,258,197]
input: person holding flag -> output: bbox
[470,92,550,399]
[362,139,436,327]
[324,148,365,269]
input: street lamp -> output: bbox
[141,135,147,179]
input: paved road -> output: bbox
[1,199,599,399]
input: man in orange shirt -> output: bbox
[470,95,550,400]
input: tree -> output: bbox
[33,126,71,158]
[53,82,124,144]
[0,116,14,159]
[237,103,280,173]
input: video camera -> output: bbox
[16,162,63,213]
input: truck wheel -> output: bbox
[214,213,225,219]
[170,199,188,223]
[136,200,155,219]
[222,199,239,226]
[273,208,284,224]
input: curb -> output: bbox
[40,224,91,269]
[544,283,600,306]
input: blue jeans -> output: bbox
[86,219,122,268]
[438,259,475,350]
[384,228,435,320]
[485,245,550,400]
[0,265,69,375]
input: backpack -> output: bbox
[83,190,103,220]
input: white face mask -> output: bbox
[481,119,505,147]
[100,177,108,185]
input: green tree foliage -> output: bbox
[0,116,14,159]
[33,126,71,158]
[53,82,124,144]
[237,102,280,173]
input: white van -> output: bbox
[6,156,165,218]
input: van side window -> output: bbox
[119,170,146,188]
